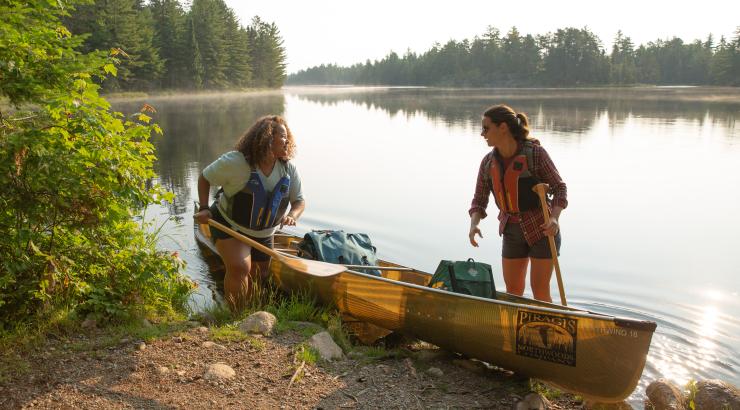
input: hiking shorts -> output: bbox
[502,222,561,259]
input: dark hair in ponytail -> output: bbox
[483,104,530,142]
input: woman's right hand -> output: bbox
[194,209,212,224]
[469,225,483,247]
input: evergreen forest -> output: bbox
[288,27,740,87]
[63,0,287,92]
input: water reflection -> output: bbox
[287,87,739,136]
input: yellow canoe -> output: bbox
[195,221,656,402]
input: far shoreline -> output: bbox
[102,85,740,105]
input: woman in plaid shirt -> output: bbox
[468,104,567,302]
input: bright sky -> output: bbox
[225,0,740,74]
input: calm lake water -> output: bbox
[113,86,739,403]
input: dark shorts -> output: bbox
[502,222,561,259]
[209,205,274,263]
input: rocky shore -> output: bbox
[1,312,737,409]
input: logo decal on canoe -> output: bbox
[515,310,577,366]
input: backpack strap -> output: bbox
[486,265,496,299]
[522,140,537,178]
[447,264,460,293]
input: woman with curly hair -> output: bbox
[194,115,305,309]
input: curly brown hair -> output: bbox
[234,115,296,167]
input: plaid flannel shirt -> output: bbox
[469,140,568,246]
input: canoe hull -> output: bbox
[196,221,655,402]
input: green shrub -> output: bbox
[0,0,193,327]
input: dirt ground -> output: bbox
[0,322,587,409]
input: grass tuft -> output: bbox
[211,324,249,343]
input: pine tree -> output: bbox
[65,0,163,90]
[247,17,286,88]
[222,7,251,88]
[610,30,636,84]
[184,14,205,89]
[149,0,186,89]
[189,0,228,89]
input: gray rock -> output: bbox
[202,341,226,350]
[646,379,685,410]
[583,400,632,409]
[155,366,169,375]
[694,379,740,410]
[413,349,448,363]
[452,358,486,373]
[204,363,236,381]
[81,318,97,329]
[403,358,417,378]
[307,331,344,361]
[137,342,146,351]
[426,367,444,378]
[514,392,550,410]
[196,326,209,334]
[238,311,277,336]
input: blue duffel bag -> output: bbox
[297,230,382,277]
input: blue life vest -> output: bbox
[217,169,291,231]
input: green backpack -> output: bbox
[428,258,496,299]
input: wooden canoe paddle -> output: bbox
[206,219,347,277]
[532,183,567,306]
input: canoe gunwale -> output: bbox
[343,267,656,327]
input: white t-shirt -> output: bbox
[203,151,303,237]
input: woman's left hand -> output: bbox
[280,215,297,229]
[540,216,559,236]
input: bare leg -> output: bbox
[529,257,554,302]
[502,257,529,296]
[216,238,252,311]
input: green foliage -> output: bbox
[197,301,235,327]
[326,313,352,352]
[295,344,318,365]
[248,337,266,351]
[530,379,564,400]
[62,0,284,91]
[542,27,609,86]
[269,290,329,324]
[289,25,740,87]
[686,379,698,410]
[0,0,193,327]
[247,17,286,88]
[351,345,407,364]
[64,0,164,91]
[149,0,188,89]
[210,324,249,342]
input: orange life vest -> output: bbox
[488,142,540,214]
